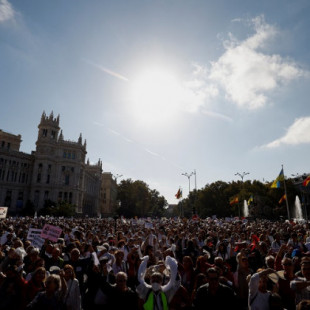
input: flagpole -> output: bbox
[282,164,290,220]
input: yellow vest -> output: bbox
[143,291,168,310]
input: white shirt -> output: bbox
[248,273,270,310]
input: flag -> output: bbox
[271,168,285,188]
[303,176,310,187]
[175,188,182,199]
[248,195,254,205]
[230,197,239,205]
[279,194,286,204]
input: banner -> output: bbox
[40,224,62,242]
[31,235,45,249]
[145,222,153,229]
[27,228,42,241]
[0,207,8,219]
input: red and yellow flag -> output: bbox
[303,176,310,187]
[279,194,286,204]
[175,188,182,199]
[230,197,239,205]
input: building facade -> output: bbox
[100,172,118,215]
[0,111,116,216]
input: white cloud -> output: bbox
[264,117,310,148]
[208,15,305,109]
[179,63,218,114]
[190,15,305,110]
[0,0,14,23]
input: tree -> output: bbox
[38,199,76,217]
[173,178,301,219]
[117,179,168,217]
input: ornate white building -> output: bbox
[0,111,116,216]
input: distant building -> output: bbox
[100,172,118,215]
[0,111,117,216]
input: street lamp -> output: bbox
[113,174,123,184]
[234,172,249,218]
[235,172,249,182]
[182,172,194,193]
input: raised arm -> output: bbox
[162,256,178,293]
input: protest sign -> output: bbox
[0,207,8,219]
[145,222,153,229]
[40,224,62,242]
[31,235,45,249]
[27,228,42,241]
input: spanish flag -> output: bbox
[271,168,285,188]
[175,188,182,199]
[230,197,239,205]
[303,176,310,187]
[279,194,286,204]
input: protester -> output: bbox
[2,215,310,309]
[193,267,237,309]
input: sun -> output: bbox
[129,68,181,127]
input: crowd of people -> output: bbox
[1,215,310,309]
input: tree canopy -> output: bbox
[116,179,168,217]
[170,179,300,219]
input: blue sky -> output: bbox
[1,0,309,204]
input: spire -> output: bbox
[56,114,60,125]
[49,111,54,120]
[59,130,64,141]
[41,111,46,121]
[87,158,90,165]
[78,133,82,144]
[84,139,87,149]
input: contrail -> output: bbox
[83,59,129,82]
[93,122,185,170]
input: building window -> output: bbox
[1,141,4,148]
[18,191,23,200]
[65,174,70,185]
[64,192,68,201]
[44,191,49,200]
[37,173,41,183]
[51,131,56,139]
[62,166,65,172]
[48,164,51,172]
[34,190,40,207]
[67,152,71,159]
[63,151,66,158]
[69,192,73,204]
[46,174,50,184]
[72,152,76,159]
[71,167,74,172]
[7,143,10,150]
[58,192,62,201]
[42,129,48,137]
[4,190,12,207]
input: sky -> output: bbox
[0,0,309,204]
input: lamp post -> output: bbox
[235,172,250,218]
[235,172,249,182]
[113,174,123,184]
[182,172,194,194]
